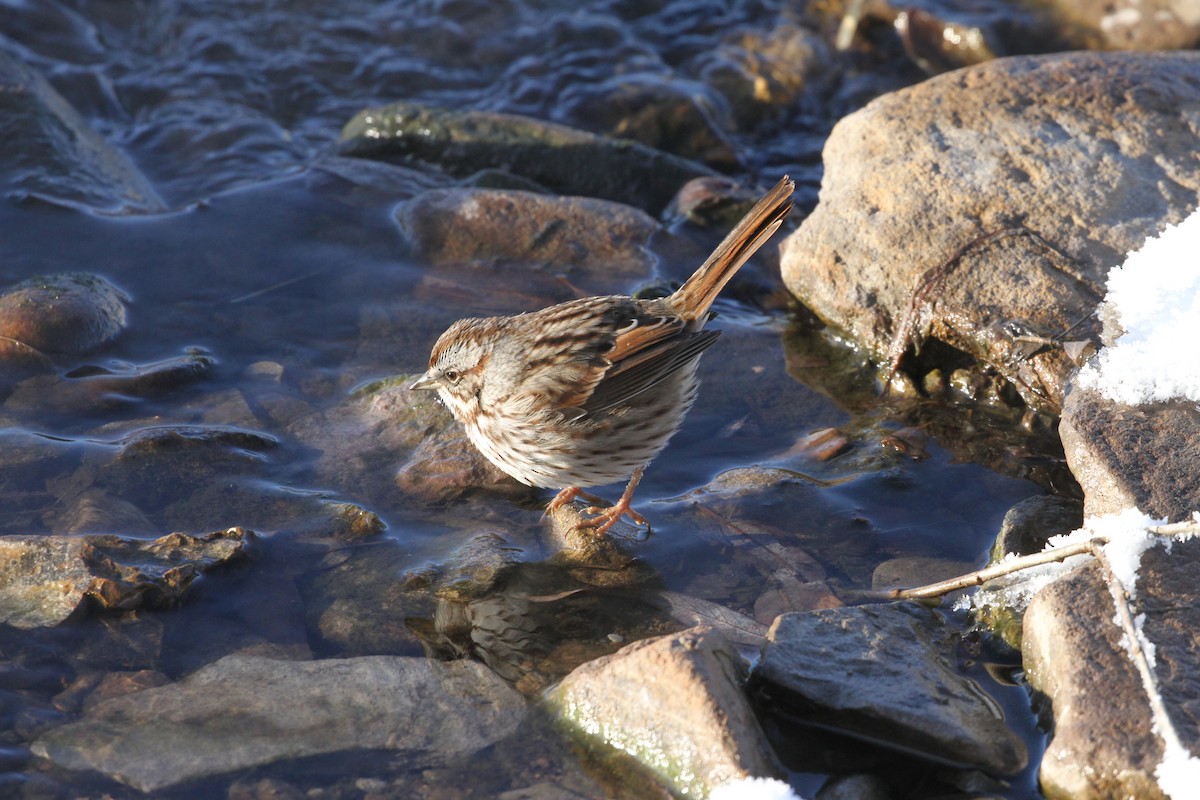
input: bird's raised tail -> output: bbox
[669,175,795,322]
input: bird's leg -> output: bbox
[576,465,649,535]
[545,485,608,516]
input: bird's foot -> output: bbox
[570,466,649,536]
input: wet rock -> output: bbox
[0,528,253,628]
[679,465,879,592]
[1060,386,1200,520]
[990,494,1082,560]
[400,188,658,285]
[1022,543,1200,800]
[338,102,718,213]
[870,557,976,592]
[815,773,891,800]
[1036,0,1200,51]
[47,488,158,536]
[301,541,435,656]
[548,626,781,797]
[4,353,215,415]
[665,176,765,229]
[557,77,739,170]
[0,50,163,214]
[289,376,520,509]
[753,603,1027,775]
[0,273,128,358]
[697,21,831,126]
[33,653,526,793]
[781,52,1200,414]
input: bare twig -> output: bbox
[881,540,1099,600]
[871,519,1198,602]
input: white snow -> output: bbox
[1157,740,1200,800]
[1076,209,1200,405]
[709,777,804,800]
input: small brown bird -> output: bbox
[411,176,795,533]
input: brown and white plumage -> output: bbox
[411,176,795,533]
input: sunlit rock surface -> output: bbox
[548,625,781,797]
[781,51,1200,414]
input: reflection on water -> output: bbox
[0,0,1056,797]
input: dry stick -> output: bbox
[879,540,1100,600]
[1089,541,1188,758]
[877,520,1199,602]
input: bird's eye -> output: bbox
[444,369,461,384]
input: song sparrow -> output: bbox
[411,176,794,533]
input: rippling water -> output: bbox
[0,0,1051,797]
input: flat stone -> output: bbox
[753,603,1026,775]
[781,51,1200,414]
[33,654,526,793]
[547,626,781,797]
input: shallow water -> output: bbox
[0,1,1055,797]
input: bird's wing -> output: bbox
[513,298,717,420]
[581,313,719,417]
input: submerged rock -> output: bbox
[338,102,718,213]
[289,376,520,509]
[400,188,658,283]
[33,654,526,793]
[0,528,253,628]
[0,273,128,357]
[548,626,782,797]
[782,51,1200,414]
[557,76,740,170]
[0,50,163,214]
[752,603,1027,775]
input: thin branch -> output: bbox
[868,520,1198,602]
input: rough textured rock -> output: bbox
[33,654,526,792]
[0,50,163,213]
[0,528,252,628]
[400,188,658,281]
[1022,545,1200,800]
[753,603,1027,775]
[339,102,718,213]
[548,626,781,797]
[781,52,1200,413]
[1060,386,1200,520]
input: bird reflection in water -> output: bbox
[407,560,676,692]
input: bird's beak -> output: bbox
[409,371,440,391]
